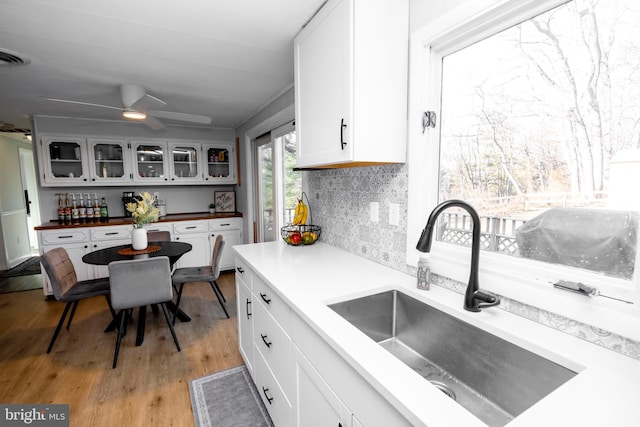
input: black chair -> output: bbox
[40,247,116,353]
[108,256,180,368]
[171,234,229,323]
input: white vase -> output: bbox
[132,227,148,250]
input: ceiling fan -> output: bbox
[45,84,212,130]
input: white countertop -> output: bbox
[234,241,640,427]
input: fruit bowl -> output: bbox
[281,225,321,246]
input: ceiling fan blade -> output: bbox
[148,110,212,124]
[44,97,122,111]
[144,116,165,130]
[120,84,147,109]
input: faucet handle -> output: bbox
[474,289,500,310]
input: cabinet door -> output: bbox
[87,138,131,183]
[203,142,237,184]
[211,229,242,271]
[237,277,254,373]
[42,242,92,283]
[294,0,351,167]
[39,135,91,186]
[174,222,210,268]
[295,347,351,427]
[131,140,170,183]
[88,239,131,278]
[168,141,201,183]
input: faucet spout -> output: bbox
[416,199,500,312]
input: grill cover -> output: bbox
[515,208,638,279]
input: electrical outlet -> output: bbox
[370,202,379,223]
[153,192,160,200]
[389,203,400,226]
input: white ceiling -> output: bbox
[0,0,325,132]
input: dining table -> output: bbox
[82,240,193,346]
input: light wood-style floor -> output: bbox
[0,271,243,426]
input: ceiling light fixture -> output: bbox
[122,110,147,120]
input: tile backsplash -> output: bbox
[303,164,640,360]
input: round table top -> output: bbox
[82,241,192,266]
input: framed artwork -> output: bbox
[214,191,236,213]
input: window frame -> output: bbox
[406,0,640,339]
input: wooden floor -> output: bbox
[0,271,243,426]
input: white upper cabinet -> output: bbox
[38,134,236,186]
[168,141,202,183]
[87,138,131,184]
[294,0,409,168]
[131,140,171,184]
[202,142,237,184]
[39,135,90,185]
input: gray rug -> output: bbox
[189,365,274,427]
[0,256,41,278]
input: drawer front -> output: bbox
[174,221,208,234]
[91,227,131,241]
[235,257,252,289]
[254,274,290,332]
[209,217,241,231]
[254,347,292,427]
[40,229,90,244]
[254,300,294,398]
[143,223,173,234]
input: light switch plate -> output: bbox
[370,202,379,223]
[389,203,400,226]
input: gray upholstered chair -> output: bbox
[147,230,171,242]
[108,256,180,368]
[171,234,229,323]
[40,247,115,353]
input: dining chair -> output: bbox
[108,256,180,368]
[171,234,229,323]
[147,230,171,242]
[40,247,116,353]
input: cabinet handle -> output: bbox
[246,299,252,318]
[186,226,197,229]
[57,235,73,239]
[236,267,244,274]
[105,232,118,235]
[220,223,230,227]
[340,118,347,150]
[260,333,272,348]
[260,293,271,304]
[262,387,274,405]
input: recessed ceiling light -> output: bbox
[122,110,147,120]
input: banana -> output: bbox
[292,199,308,225]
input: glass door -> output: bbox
[42,136,89,184]
[88,138,129,183]
[255,122,301,242]
[132,140,169,183]
[169,142,200,182]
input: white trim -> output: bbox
[406,0,640,339]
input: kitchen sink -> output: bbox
[328,290,578,426]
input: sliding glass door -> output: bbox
[255,122,301,242]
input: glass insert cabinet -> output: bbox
[38,135,236,186]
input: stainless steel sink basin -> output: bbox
[328,290,578,426]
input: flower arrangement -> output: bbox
[126,192,160,228]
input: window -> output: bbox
[407,0,640,328]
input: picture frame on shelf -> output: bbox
[214,191,235,213]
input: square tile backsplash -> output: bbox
[302,164,640,360]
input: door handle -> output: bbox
[340,118,347,150]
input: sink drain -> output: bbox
[430,381,456,401]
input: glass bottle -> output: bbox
[57,193,64,224]
[100,197,109,223]
[85,193,94,223]
[71,193,79,224]
[93,193,101,222]
[64,193,71,225]
[78,193,86,224]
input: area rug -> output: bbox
[189,365,274,427]
[0,256,41,278]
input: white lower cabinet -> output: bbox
[236,268,254,374]
[295,346,351,427]
[235,256,412,427]
[39,228,92,295]
[210,217,243,271]
[174,220,210,268]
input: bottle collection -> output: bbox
[56,193,108,225]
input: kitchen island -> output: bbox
[234,241,640,427]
